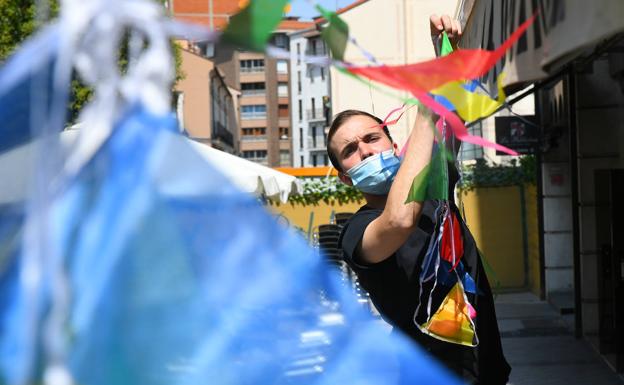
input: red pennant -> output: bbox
[441,211,464,271]
[345,13,536,93]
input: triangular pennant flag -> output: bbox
[405,145,452,203]
[221,0,290,52]
[316,5,349,61]
[419,282,477,347]
[431,73,507,123]
[441,211,464,271]
[440,31,454,56]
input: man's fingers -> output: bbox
[429,14,443,35]
[450,19,459,38]
[454,19,463,37]
[441,15,453,35]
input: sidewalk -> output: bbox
[495,292,624,385]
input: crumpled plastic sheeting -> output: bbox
[0,100,462,385]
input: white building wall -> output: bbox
[330,0,458,147]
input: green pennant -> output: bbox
[316,5,349,60]
[405,145,453,203]
[221,0,290,52]
[440,31,454,56]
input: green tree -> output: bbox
[0,0,183,123]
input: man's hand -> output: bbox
[429,14,462,50]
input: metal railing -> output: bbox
[241,112,267,120]
[241,135,267,142]
[307,137,326,150]
[241,89,266,97]
[212,121,234,146]
[306,109,325,120]
[240,67,265,73]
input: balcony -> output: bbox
[306,108,325,121]
[240,67,265,73]
[307,137,326,150]
[241,89,266,97]
[241,112,267,120]
[241,135,267,142]
[305,47,327,56]
[212,121,234,147]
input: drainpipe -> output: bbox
[568,69,583,339]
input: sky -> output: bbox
[287,0,354,20]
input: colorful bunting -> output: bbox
[316,5,349,61]
[345,13,536,94]
[221,0,290,52]
[405,144,452,203]
[418,282,477,347]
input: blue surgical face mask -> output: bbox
[346,149,401,195]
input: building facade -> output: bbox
[175,46,238,153]
[460,0,624,373]
[289,28,331,167]
[170,0,312,166]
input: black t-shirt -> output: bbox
[339,200,511,384]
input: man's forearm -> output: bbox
[382,106,435,229]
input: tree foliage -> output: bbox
[0,0,184,123]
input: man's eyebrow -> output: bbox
[339,139,358,157]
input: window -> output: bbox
[298,100,302,121]
[277,60,288,74]
[299,127,303,149]
[273,34,288,49]
[277,82,288,97]
[278,104,289,118]
[324,154,328,166]
[297,71,302,93]
[296,43,301,64]
[320,67,325,81]
[241,105,266,119]
[242,127,266,136]
[240,59,264,73]
[300,155,304,167]
[241,82,265,96]
[311,39,317,55]
[459,122,484,161]
[279,150,290,166]
[279,127,289,139]
[312,125,317,148]
[312,154,318,167]
[311,98,316,118]
[309,65,314,83]
[242,150,268,162]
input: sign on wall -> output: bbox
[495,115,539,155]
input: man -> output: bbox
[326,15,511,385]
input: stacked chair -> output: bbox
[315,212,372,310]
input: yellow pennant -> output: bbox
[431,73,506,123]
[419,282,478,347]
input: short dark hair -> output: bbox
[326,109,393,172]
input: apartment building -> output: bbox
[289,27,331,167]
[170,0,312,166]
[174,45,238,154]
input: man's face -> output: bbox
[330,115,397,184]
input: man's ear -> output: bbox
[338,172,353,186]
